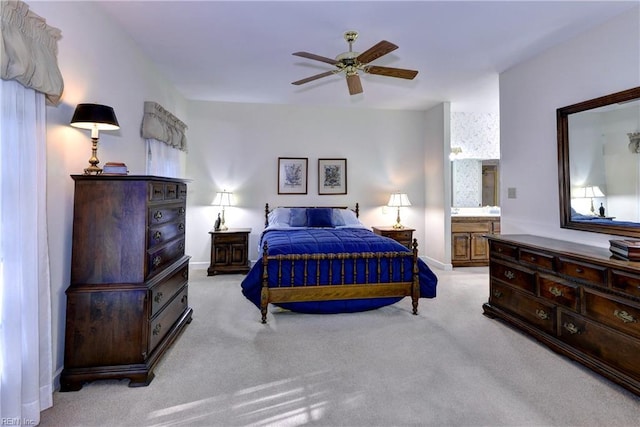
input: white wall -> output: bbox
[184,101,430,265]
[424,102,451,269]
[29,2,187,382]
[500,7,640,248]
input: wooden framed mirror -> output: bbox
[558,86,640,237]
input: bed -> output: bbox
[240,204,438,323]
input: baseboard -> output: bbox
[189,261,209,270]
[421,255,452,271]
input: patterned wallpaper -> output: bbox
[451,112,500,159]
[452,159,482,207]
[451,112,500,207]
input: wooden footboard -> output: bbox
[260,239,420,323]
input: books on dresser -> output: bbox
[102,162,128,175]
[609,239,640,261]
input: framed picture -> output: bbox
[318,158,347,195]
[278,157,308,194]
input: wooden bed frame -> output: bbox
[259,203,420,323]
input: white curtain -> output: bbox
[1,0,60,423]
[147,138,183,178]
[142,101,187,178]
[0,78,53,425]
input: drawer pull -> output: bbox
[613,309,637,324]
[153,256,162,267]
[182,269,188,279]
[179,242,185,251]
[179,207,185,215]
[152,323,162,336]
[575,267,584,274]
[492,290,503,298]
[153,211,163,221]
[535,309,549,320]
[181,294,188,304]
[563,322,581,334]
[179,223,185,231]
[154,292,163,304]
[153,230,162,241]
[549,286,563,297]
[529,256,536,262]
[497,247,503,253]
[504,270,515,280]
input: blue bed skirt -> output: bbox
[240,227,438,314]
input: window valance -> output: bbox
[141,101,188,152]
[1,0,64,105]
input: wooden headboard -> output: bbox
[264,203,360,227]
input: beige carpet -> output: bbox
[41,267,640,426]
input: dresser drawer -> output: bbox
[611,269,640,299]
[148,203,186,226]
[149,285,188,352]
[164,183,179,200]
[490,241,517,259]
[177,183,187,200]
[149,182,183,202]
[213,232,248,245]
[558,310,640,381]
[148,221,186,250]
[451,221,491,233]
[150,262,189,317]
[147,238,186,277]
[490,260,536,294]
[490,282,555,334]
[149,182,166,201]
[390,230,413,241]
[584,289,640,339]
[519,249,555,271]
[538,275,580,311]
[558,258,606,286]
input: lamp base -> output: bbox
[84,165,103,175]
[84,137,102,175]
[392,207,404,229]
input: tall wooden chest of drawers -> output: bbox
[60,175,193,391]
[483,234,640,396]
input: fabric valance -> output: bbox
[141,101,188,152]
[1,0,64,105]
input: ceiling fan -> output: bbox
[291,30,418,96]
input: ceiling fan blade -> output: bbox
[356,40,398,64]
[365,65,418,80]
[292,71,336,86]
[346,74,363,95]
[292,52,338,66]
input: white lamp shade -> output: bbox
[212,191,234,206]
[573,186,605,198]
[388,192,411,207]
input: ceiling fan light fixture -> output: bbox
[291,31,418,96]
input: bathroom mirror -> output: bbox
[558,86,640,238]
[452,159,499,207]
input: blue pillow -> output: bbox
[307,208,334,227]
[290,208,307,227]
[332,209,346,226]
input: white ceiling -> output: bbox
[94,1,637,112]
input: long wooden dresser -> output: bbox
[60,175,193,391]
[483,234,640,396]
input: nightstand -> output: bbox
[208,228,251,276]
[372,226,415,249]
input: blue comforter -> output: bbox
[240,227,438,314]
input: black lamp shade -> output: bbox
[70,103,120,130]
